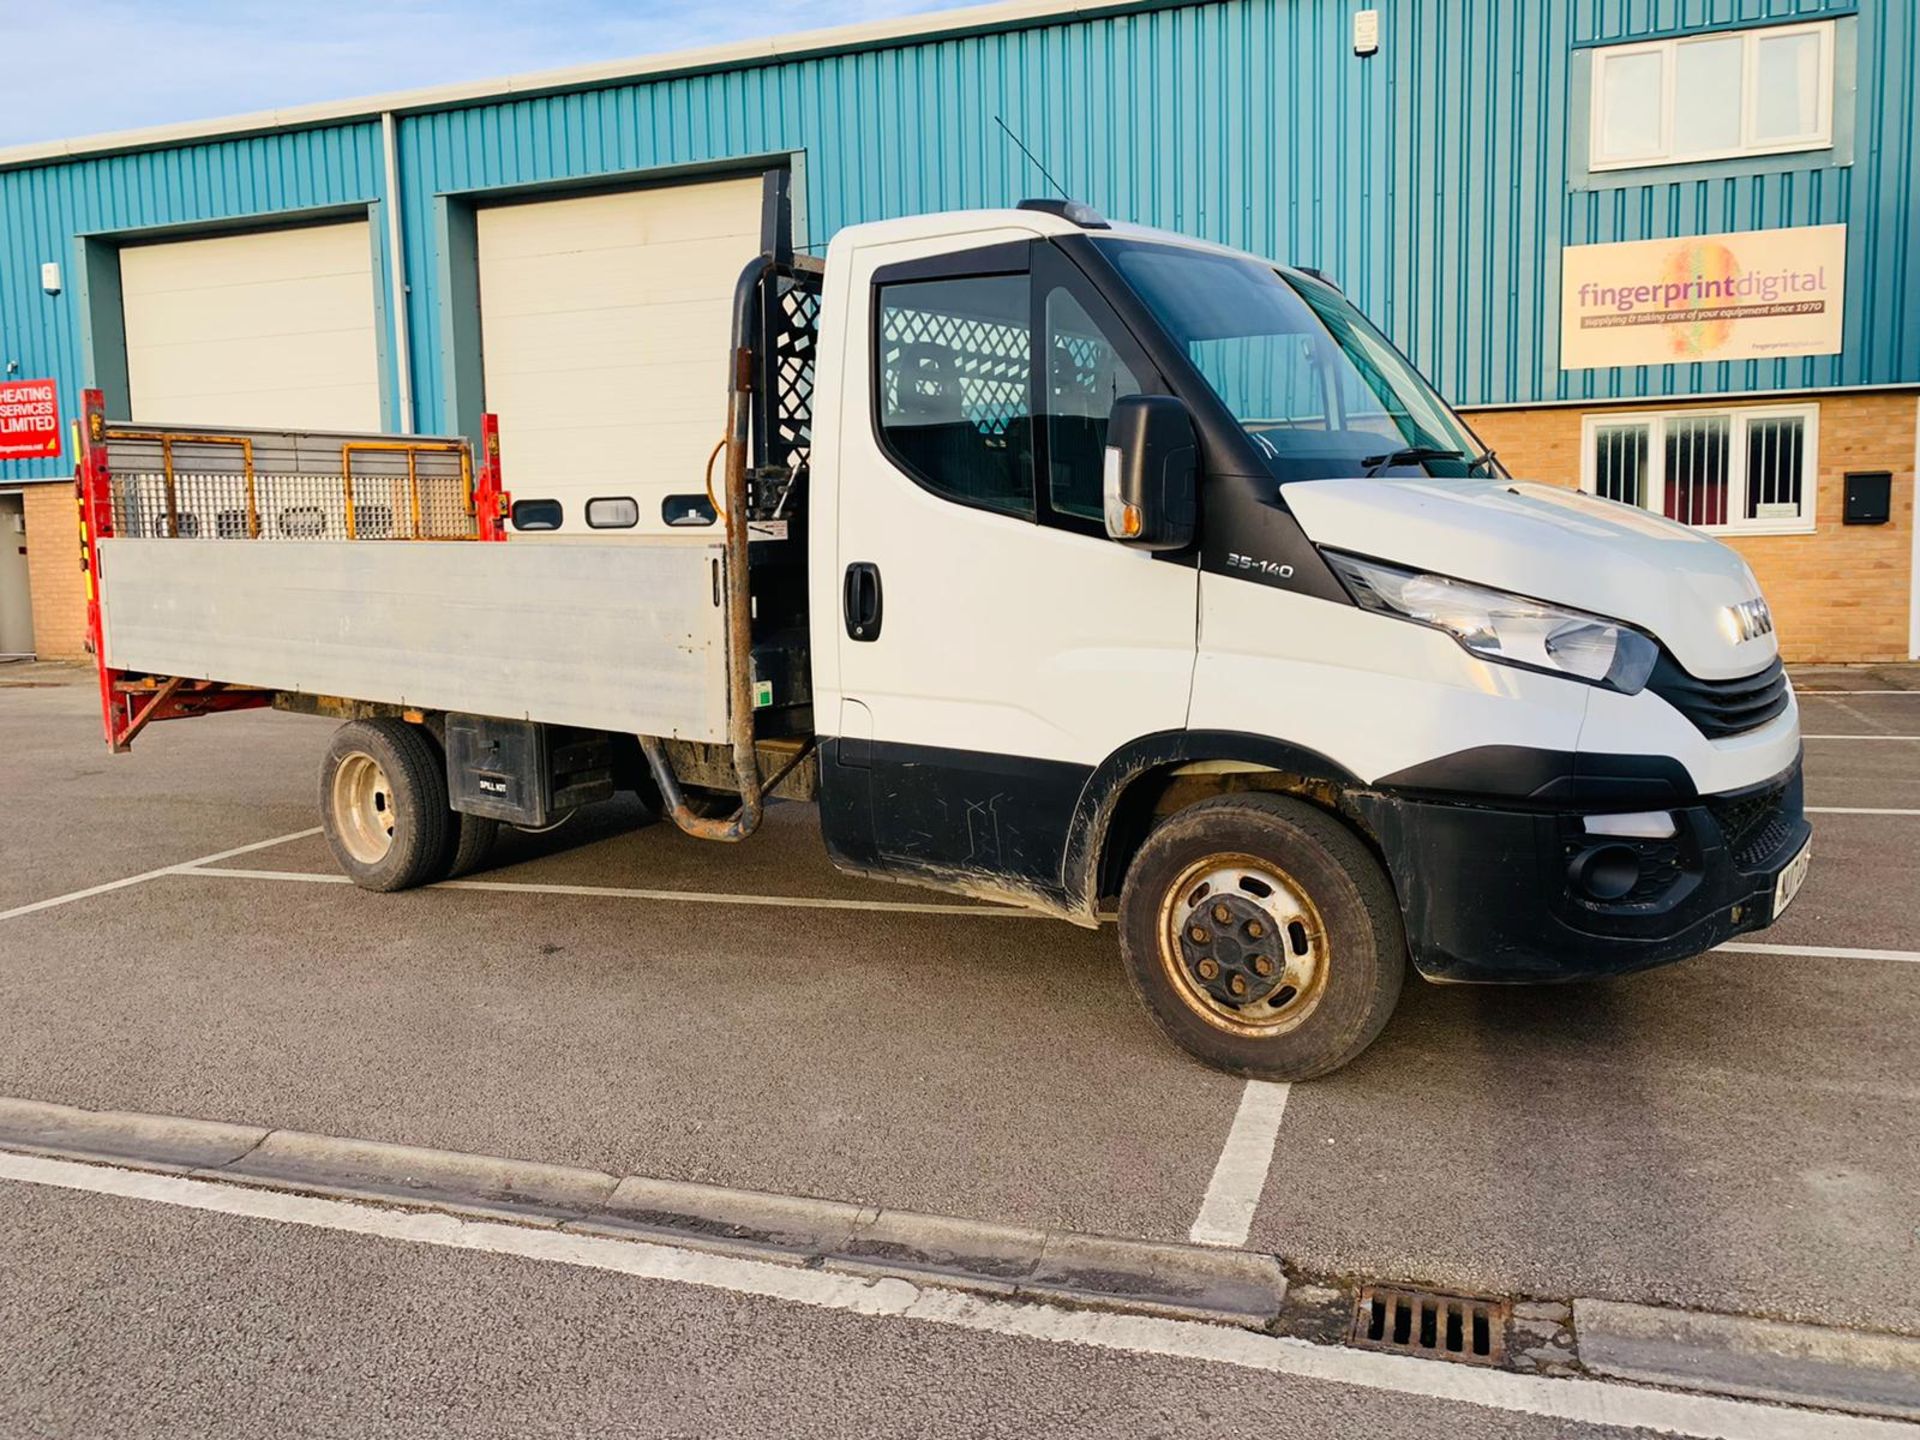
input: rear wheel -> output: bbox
[439,810,499,880]
[413,715,497,879]
[320,719,449,892]
[1117,793,1406,1080]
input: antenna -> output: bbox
[993,114,1068,200]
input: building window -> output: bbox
[1589,21,1834,171]
[1581,404,1818,534]
[509,498,563,531]
[876,274,1035,520]
[585,496,639,529]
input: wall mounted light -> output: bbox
[1353,9,1380,56]
[40,262,62,295]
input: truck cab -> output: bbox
[808,203,1807,1070]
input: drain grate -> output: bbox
[1349,1285,1508,1366]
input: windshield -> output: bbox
[1102,240,1492,482]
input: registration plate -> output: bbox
[1772,838,1812,920]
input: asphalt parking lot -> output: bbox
[2,662,1917,1437]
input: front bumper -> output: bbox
[1351,753,1810,983]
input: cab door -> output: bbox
[822,233,1198,898]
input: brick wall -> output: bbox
[22,480,87,660]
[1460,391,1917,664]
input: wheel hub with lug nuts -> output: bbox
[1158,853,1330,1037]
[1180,892,1287,1007]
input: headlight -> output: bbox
[1324,552,1659,693]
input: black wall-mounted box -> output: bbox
[1843,471,1892,525]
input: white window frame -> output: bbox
[1589,20,1835,172]
[1579,403,1820,537]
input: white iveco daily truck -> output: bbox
[79,180,1810,1079]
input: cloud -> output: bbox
[0,0,953,147]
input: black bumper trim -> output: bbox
[1354,754,1808,983]
[1374,745,1697,807]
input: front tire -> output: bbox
[1117,793,1406,1080]
[320,719,450,892]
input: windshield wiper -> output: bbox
[1466,447,1500,476]
[1360,446,1463,476]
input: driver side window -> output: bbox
[1042,288,1143,522]
[876,274,1035,519]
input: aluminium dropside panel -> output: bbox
[96,537,731,742]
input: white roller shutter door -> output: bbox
[475,176,763,536]
[120,221,382,431]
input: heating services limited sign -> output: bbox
[0,377,62,460]
[1561,224,1846,370]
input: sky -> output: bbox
[1,0,954,147]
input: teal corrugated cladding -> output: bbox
[5,0,1915,479]
[0,123,387,481]
[378,0,1920,430]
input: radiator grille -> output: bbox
[1708,780,1797,869]
[1648,654,1789,739]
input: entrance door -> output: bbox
[0,494,33,656]
[827,234,1198,898]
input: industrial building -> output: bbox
[0,0,1913,661]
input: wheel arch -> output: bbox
[1061,730,1367,917]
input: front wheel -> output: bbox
[1117,793,1406,1080]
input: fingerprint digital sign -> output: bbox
[1561,224,1845,370]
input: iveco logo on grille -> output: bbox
[1724,597,1774,644]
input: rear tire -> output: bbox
[1117,793,1406,1080]
[320,719,450,892]
[439,810,499,880]
[413,715,497,879]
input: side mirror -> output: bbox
[1103,395,1197,550]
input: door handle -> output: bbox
[844,562,883,641]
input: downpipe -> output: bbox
[640,254,773,843]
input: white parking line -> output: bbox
[1189,1080,1291,1248]
[1806,807,1920,816]
[180,868,349,885]
[0,829,321,924]
[1716,941,1920,965]
[1796,690,1920,696]
[1801,734,1920,741]
[180,866,1043,918]
[1816,694,1904,736]
[0,1152,1898,1440]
